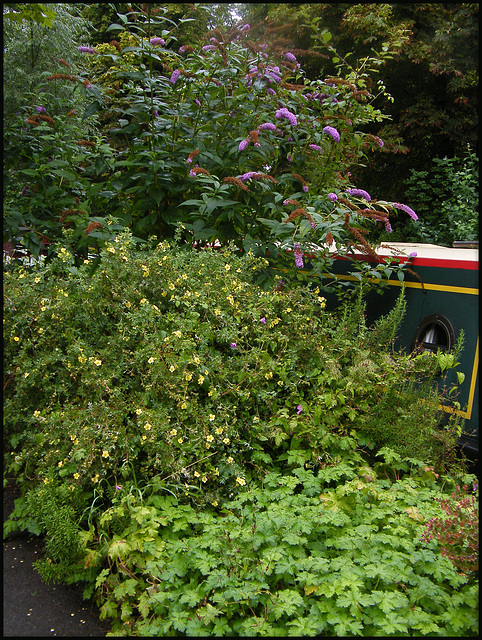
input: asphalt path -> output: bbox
[3,480,110,637]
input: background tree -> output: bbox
[237,2,479,242]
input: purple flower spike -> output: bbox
[266,87,276,96]
[294,243,304,269]
[240,24,250,32]
[296,405,302,414]
[323,126,340,142]
[308,144,323,151]
[78,46,97,54]
[230,342,237,349]
[150,37,165,46]
[195,98,201,107]
[238,139,249,152]
[258,122,277,131]
[394,202,418,221]
[260,317,266,324]
[384,219,393,233]
[302,185,309,193]
[328,193,338,202]
[36,106,46,113]
[275,107,297,126]
[346,188,371,202]
[170,69,181,84]
[202,44,215,51]
[409,252,418,258]
[285,52,297,62]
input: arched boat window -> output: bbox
[411,314,455,353]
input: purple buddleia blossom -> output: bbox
[308,144,323,151]
[258,122,277,131]
[296,405,302,414]
[78,46,97,54]
[323,126,340,142]
[294,243,304,269]
[238,139,249,152]
[152,109,159,117]
[230,342,237,349]
[150,37,165,46]
[36,106,46,113]
[265,72,282,83]
[328,193,338,202]
[195,98,201,107]
[239,172,262,181]
[170,69,181,84]
[285,52,297,62]
[259,43,268,50]
[189,166,198,178]
[240,24,250,32]
[260,317,266,324]
[202,45,215,51]
[384,219,393,233]
[346,188,371,201]
[276,108,297,126]
[394,202,418,221]
[409,252,418,258]
[374,136,384,147]
[266,87,276,96]
[303,185,309,193]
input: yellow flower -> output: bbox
[58,461,63,468]
[225,264,231,271]
[209,414,215,421]
[73,472,80,480]
[223,437,230,445]
[236,477,246,486]
[13,336,20,342]
[286,307,292,313]
[173,330,182,338]
[265,371,273,379]
[83,259,90,264]
[141,435,147,441]
[125,301,131,308]
[169,365,176,373]
[78,355,87,363]
[106,246,115,253]
[92,474,99,483]
[144,423,152,431]
[212,500,218,507]
[198,375,204,385]
[180,402,187,409]
[192,355,200,364]
[194,470,200,478]
[135,408,143,415]
[94,359,102,366]
[140,298,148,304]
[214,308,221,316]
[170,428,178,436]
[201,476,208,483]
[34,276,41,283]
[227,457,234,464]
[102,450,109,458]
[24,372,30,378]
[206,434,214,443]
[253,416,260,422]
[178,437,183,444]
[215,427,223,435]
[214,467,219,476]
[185,372,193,382]
[169,283,175,290]
[148,357,155,364]
[33,410,41,417]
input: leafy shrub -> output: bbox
[377,148,479,246]
[82,461,478,636]
[4,235,463,508]
[4,6,421,269]
[3,238,476,635]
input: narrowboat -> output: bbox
[321,242,478,455]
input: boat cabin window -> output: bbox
[411,314,455,353]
